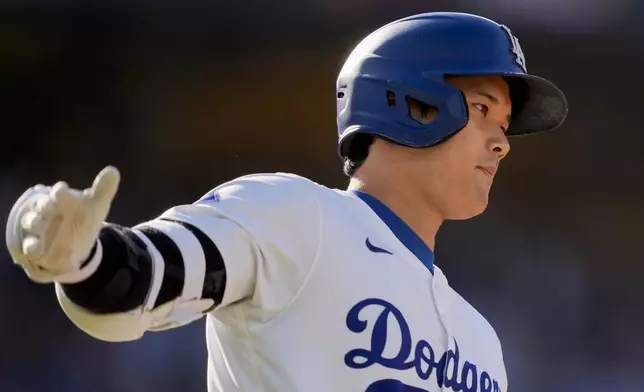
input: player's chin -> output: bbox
[445,194,490,220]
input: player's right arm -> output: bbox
[5,166,322,342]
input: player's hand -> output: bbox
[5,166,120,283]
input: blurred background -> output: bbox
[1,1,643,391]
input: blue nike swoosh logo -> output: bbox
[365,238,393,255]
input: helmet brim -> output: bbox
[502,73,568,136]
[444,71,568,136]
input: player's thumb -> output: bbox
[87,166,121,210]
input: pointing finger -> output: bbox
[87,166,120,206]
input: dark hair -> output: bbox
[342,133,375,177]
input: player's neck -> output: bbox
[347,176,443,251]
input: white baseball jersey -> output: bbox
[152,172,508,392]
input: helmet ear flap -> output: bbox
[337,75,469,158]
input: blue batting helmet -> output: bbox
[336,12,568,158]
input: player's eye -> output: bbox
[472,103,489,116]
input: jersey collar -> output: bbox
[350,190,435,274]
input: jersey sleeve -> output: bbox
[55,173,323,342]
[144,173,323,312]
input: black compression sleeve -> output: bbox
[60,221,228,315]
[160,218,227,305]
[61,224,153,313]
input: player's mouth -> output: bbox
[476,166,496,178]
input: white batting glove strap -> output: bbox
[54,239,104,284]
[5,166,120,284]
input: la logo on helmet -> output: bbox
[500,25,527,72]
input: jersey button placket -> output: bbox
[430,271,454,390]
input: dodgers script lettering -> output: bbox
[344,298,501,392]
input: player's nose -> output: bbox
[489,131,510,159]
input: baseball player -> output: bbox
[6,12,567,392]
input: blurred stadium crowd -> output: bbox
[1,1,643,391]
